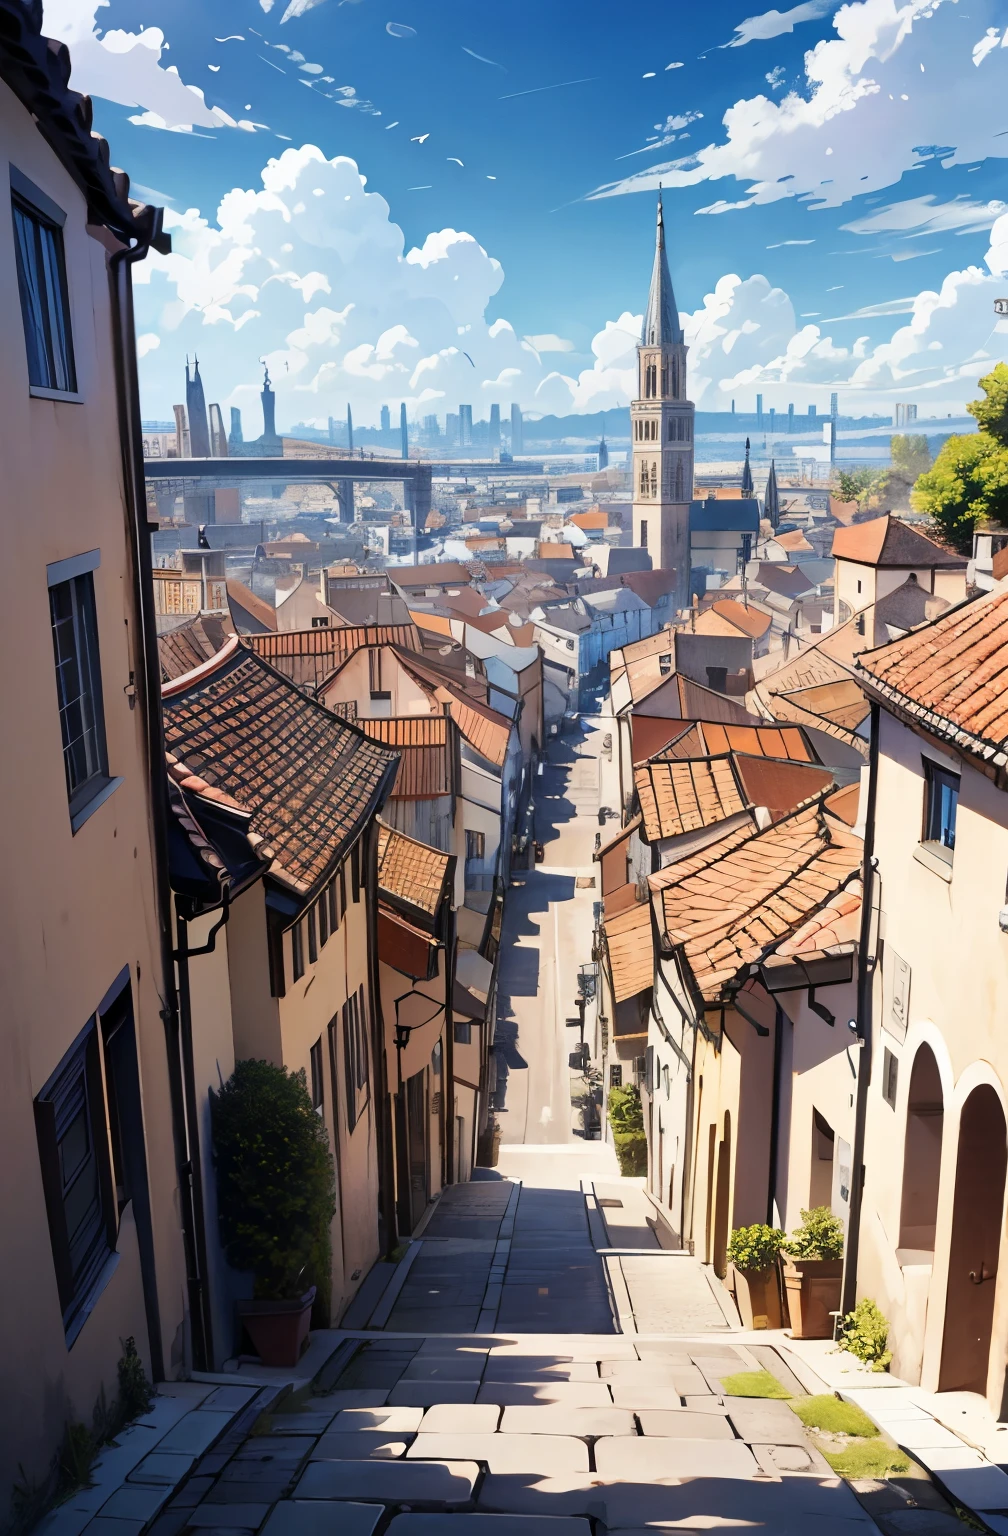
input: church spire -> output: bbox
[741,436,754,497]
[641,189,683,347]
[765,455,780,529]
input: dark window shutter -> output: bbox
[34,1096,73,1311]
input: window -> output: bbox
[350,842,360,902]
[12,179,77,394]
[310,1037,324,1113]
[48,560,111,825]
[340,985,370,1132]
[311,616,330,628]
[34,1022,115,1335]
[923,760,959,861]
[307,904,318,964]
[640,520,648,550]
[328,873,342,936]
[650,462,658,498]
[291,920,305,982]
[466,830,486,862]
[609,1064,623,1089]
[882,1047,899,1110]
[639,459,649,498]
[454,1019,472,1045]
[319,889,330,948]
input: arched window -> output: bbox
[675,458,684,500]
[899,1044,943,1254]
[661,363,669,396]
[650,461,658,498]
[672,359,679,398]
[639,459,649,497]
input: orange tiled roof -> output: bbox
[831,514,967,569]
[358,714,454,798]
[377,821,452,919]
[158,615,233,682]
[731,755,835,821]
[710,599,773,640]
[245,624,421,693]
[824,780,860,827]
[649,800,862,1001]
[162,639,397,896]
[393,562,474,588]
[603,898,654,1003]
[226,579,277,632]
[857,585,1008,760]
[776,879,862,955]
[635,755,748,843]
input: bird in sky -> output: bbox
[411,133,429,143]
[447,157,464,166]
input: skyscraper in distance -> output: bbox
[756,393,763,432]
[346,404,354,454]
[185,357,211,457]
[787,402,794,435]
[511,403,523,456]
[459,404,473,447]
[489,403,501,455]
[400,402,408,459]
[381,404,391,433]
[741,437,754,497]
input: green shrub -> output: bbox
[117,1336,154,1419]
[613,1129,648,1176]
[212,1059,337,1301]
[838,1297,892,1372]
[727,1223,784,1274]
[607,1082,644,1133]
[784,1206,844,1260]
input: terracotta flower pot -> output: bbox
[732,1264,783,1330]
[782,1256,842,1339]
[238,1286,316,1367]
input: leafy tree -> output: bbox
[837,467,875,506]
[212,1059,336,1302]
[968,361,1008,444]
[911,431,1008,553]
[890,434,931,479]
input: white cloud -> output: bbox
[136,333,161,357]
[590,0,1008,211]
[523,334,576,353]
[765,64,787,89]
[42,0,253,133]
[724,2,831,48]
[841,194,1007,238]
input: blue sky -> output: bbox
[48,0,1008,427]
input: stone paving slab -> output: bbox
[260,1502,383,1536]
[127,1453,197,1487]
[593,1436,760,1480]
[752,1440,834,1477]
[607,1384,685,1410]
[911,1449,1008,1510]
[308,1433,409,1460]
[498,1406,636,1437]
[386,1517,591,1534]
[418,1403,502,1433]
[157,1412,237,1456]
[403,1355,492,1381]
[635,1409,735,1439]
[406,1433,589,1473]
[314,1391,389,1409]
[201,1389,260,1413]
[233,1437,315,1462]
[331,1407,423,1433]
[388,1381,482,1407]
[483,1360,600,1383]
[96,1485,171,1522]
[187,1503,272,1528]
[295,1458,480,1505]
[724,1398,809,1443]
[268,1412,339,1436]
[476,1382,613,1407]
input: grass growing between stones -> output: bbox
[791,1395,879,1437]
[821,1440,911,1478]
[719,1369,792,1399]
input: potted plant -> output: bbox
[727,1224,785,1330]
[212,1059,336,1366]
[782,1206,844,1339]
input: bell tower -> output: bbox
[631,192,694,605]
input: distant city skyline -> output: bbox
[58,0,1008,427]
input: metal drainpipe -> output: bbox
[364,817,398,1253]
[444,900,457,1186]
[109,224,191,1382]
[768,1002,784,1228]
[841,701,880,1317]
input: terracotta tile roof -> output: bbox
[857,586,1008,762]
[358,714,454,798]
[824,781,860,827]
[377,820,451,921]
[632,719,704,764]
[635,755,749,843]
[694,722,816,763]
[391,648,512,768]
[832,514,967,569]
[754,620,871,756]
[776,679,870,733]
[245,624,421,693]
[710,600,773,640]
[776,879,862,955]
[775,530,814,555]
[162,638,397,897]
[731,755,835,821]
[226,579,277,632]
[691,608,753,640]
[603,898,654,1003]
[158,615,233,683]
[649,800,862,1002]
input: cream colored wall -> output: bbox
[834,559,877,620]
[277,868,380,1319]
[858,709,1008,1404]
[835,557,964,623]
[227,883,281,1063]
[934,567,967,604]
[275,573,330,631]
[0,86,186,1501]
[320,648,431,718]
[778,982,858,1234]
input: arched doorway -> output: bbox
[899,1045,944,1255]
[713,1112,732,1278]
[939,1085,1008,1394]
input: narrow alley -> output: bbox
[47,712,989,1536]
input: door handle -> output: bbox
[969,1263,996,1286]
